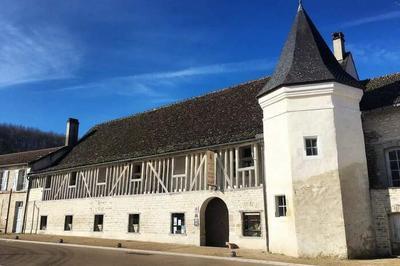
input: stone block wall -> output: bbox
[24,187,267,250]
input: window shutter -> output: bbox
[4,170,9,190]
[13,170,18,190]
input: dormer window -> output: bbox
[387,149,400,187]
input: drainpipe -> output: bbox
[22,175,32,234]
[262,169,269,252]
[5,189,12,234]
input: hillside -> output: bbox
[0,124,64,155]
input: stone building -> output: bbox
[0,147,61,234]
[8,2,400,259]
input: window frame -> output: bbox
[44,176,52,189]
[131,164,142,181]
[64,215,73,231]
[241,211,262,237]
[238,145,255,169]
[69,172,77,187]
[93,214,104,232]
[304,136,319,157]
[15,169,26,191]
[97,167,107,185]
[386,148,400,187]
[127,213,140,233]
[170,212,186,235]
[172,156,186,177]
[0,170,4,191]
[40,215,48,231]
[275,195,287,217]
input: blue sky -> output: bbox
[0,0,399,135]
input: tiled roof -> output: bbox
[35,73,400,173]
[45,78,268,171]
[0,147,63,167]
[258,4,362,97]
[361,73,400,111]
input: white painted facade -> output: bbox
[258,82,375,258]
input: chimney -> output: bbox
[65,118,79,146]
[332,32,346,61]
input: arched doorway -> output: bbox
[202,197,229,247]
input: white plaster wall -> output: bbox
[259,82,374,258]
[25,188,266,250]
[333,86,376,258]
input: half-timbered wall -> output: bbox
[32,142,263,201]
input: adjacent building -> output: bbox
[2,2,399,259]
[0,147,61,234]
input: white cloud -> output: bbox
[341,10,400,28]
[348,44,400,65]
[58,59,274,101]
[0,20,82,88]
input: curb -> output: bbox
[0,238,311,266]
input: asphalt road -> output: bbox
[0,241,279,266]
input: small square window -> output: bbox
[239,146,254,168]
[304,137,318,156]
[171,213,185,234]
[275,196,287,217]
[97,168,107,184]
[128,214,140,233]
[242,212,261,237]
[64,215,73,231]
[45,176,51,189]
[40,216,48,230]
[69,172,77,187]
[173,157,186,176]
[131,164,142,180]
[94,214,104,232]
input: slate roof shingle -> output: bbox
[361,73,400,111]
[0,147,63,167]
[45,78,269,172]
[35,72,400,173]
[258,4,362,97]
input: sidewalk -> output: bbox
[0,234,398,266]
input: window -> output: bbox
[40,216,47,230]
[69,172,77,187]
[275,196,287,217]
[173,156,186,176]
[16,169,26,191]
[387,149,400,187]
[242,212,261,237]
[94,214,104,232]
[128,214,140,233]
[171,213,185,234]
[304,137,318,156]
[131,164,142,180]
[97,168,107,184]
[45,176,51,189]
[0,171,4,191]
[64,215,73,231]
[239,146,254,168]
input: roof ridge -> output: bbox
[0,146,63,158]
[92,76,270,129]
[367,72,400,81]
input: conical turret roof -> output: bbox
[258,3,362,97]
